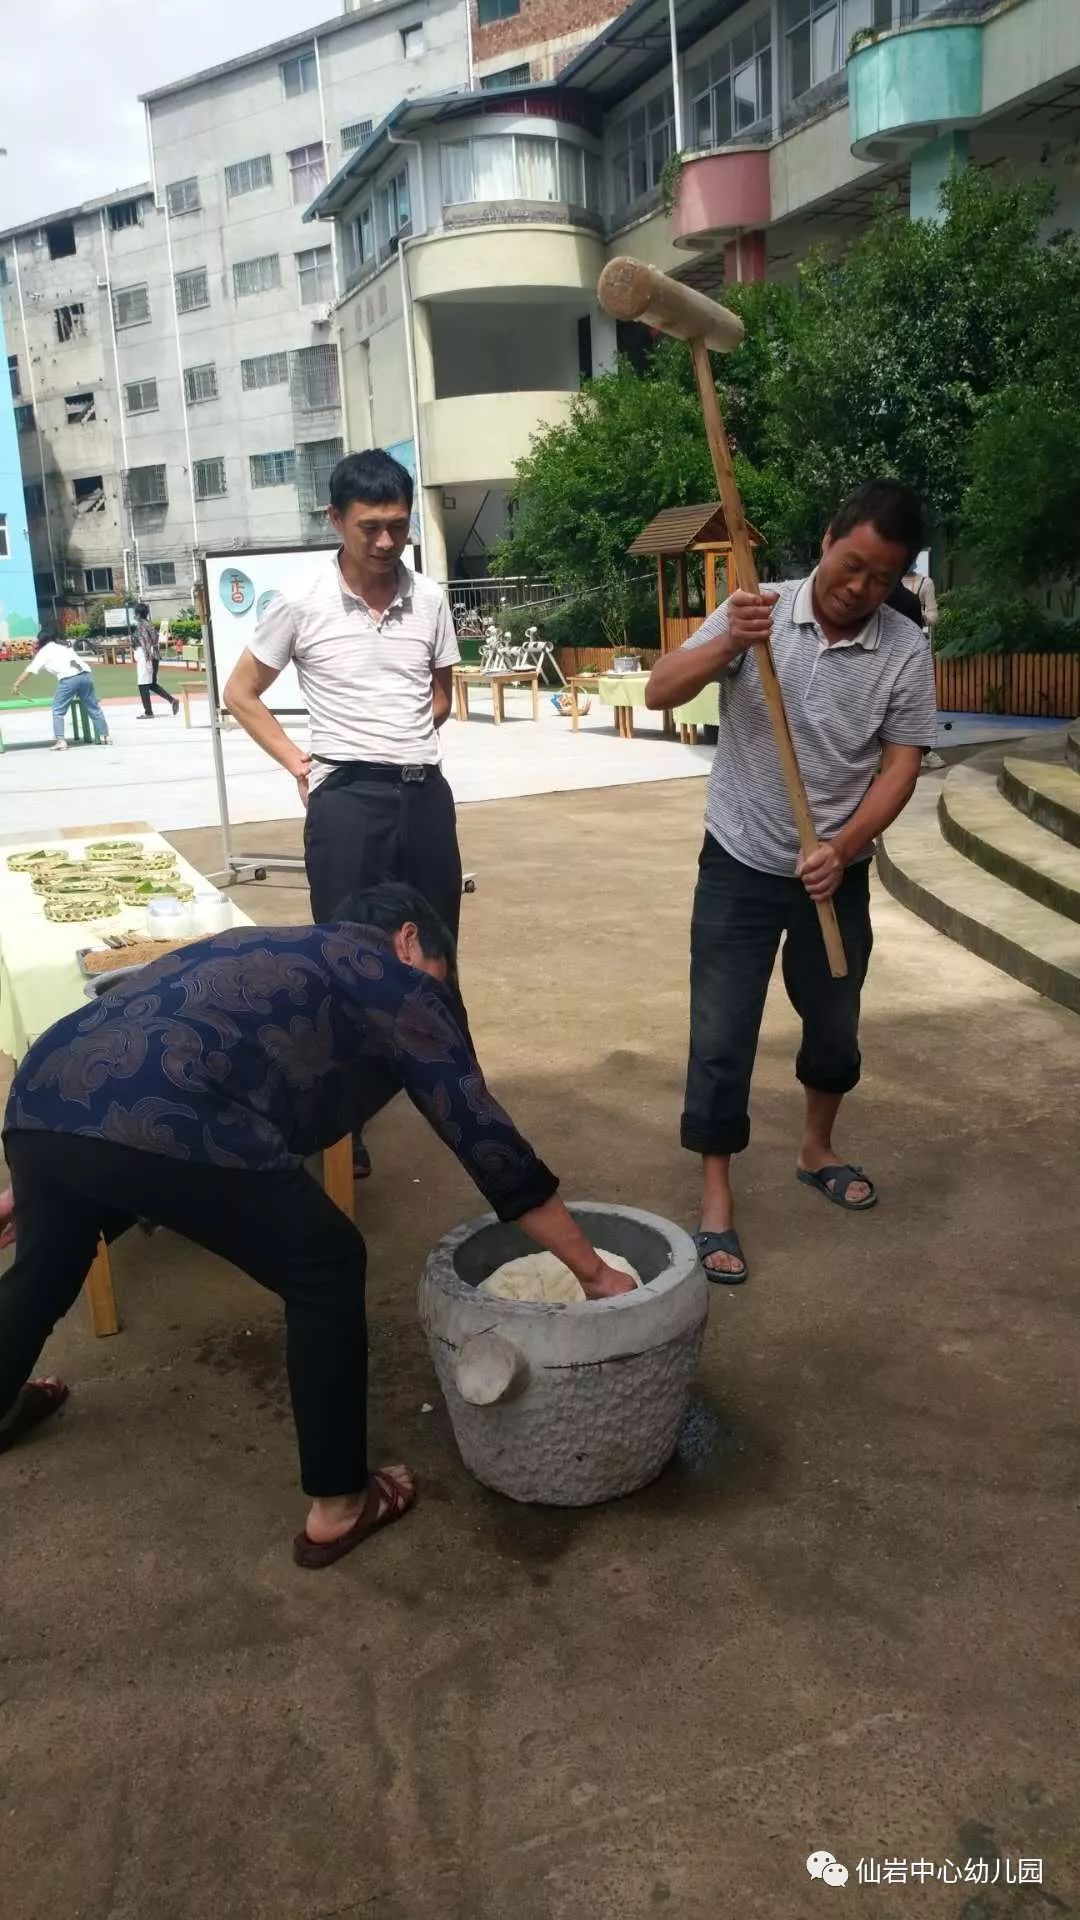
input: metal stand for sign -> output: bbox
[199,555,476,897]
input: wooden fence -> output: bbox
[936,653,1080,717]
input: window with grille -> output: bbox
[296,437,344,514]
[108,199,143,231]
[175,267,209,314]
[65,391,96,424]
[24,482,45,513]
[183,363,219,405]
[477,0,519,19]
[15,404,34,432]
[234,255,281,298]
[610,87,675,210]
[250,450,296,488]
[167,176,201,217]
[55,303,86,343]
[281,51,316,96]
[113,283,150,328]
[7,355,19,399]
[125,378,159,415]
[225,154,273,198]
[296,246,334,306]
[125,464,168,509]
[194,457,227,499]
[241,352,289,391]
[85,566,114,593]
[143,561,177,588]
[290,345,340,411]
[289,143,327,205]
[480,65,531,90]
[341,120,373,153]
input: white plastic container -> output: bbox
[145,894,191,940]
[190,889,232,936]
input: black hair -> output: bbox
[333,880,456,970]
[134,601,150,619]
[329,448,413,515]
[828,480,926,566]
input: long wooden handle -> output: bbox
[689,338,847,979]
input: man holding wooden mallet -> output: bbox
[598,263,937,1282]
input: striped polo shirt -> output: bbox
[683,572,937,876]
[251,554,460,792]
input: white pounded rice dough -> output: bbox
[477,1248,641,1305]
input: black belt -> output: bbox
[313,758,435,784]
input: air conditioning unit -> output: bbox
[313,302,334,327]
[96,275,108,289]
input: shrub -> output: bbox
[936,587,1080,657]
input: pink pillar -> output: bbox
[723,231,766,283]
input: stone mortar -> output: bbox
[418,1203,707,1506]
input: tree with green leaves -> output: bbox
[496,167,1080,653]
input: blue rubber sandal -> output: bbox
[694,1228,748,1285]
[796,1164,878,1211]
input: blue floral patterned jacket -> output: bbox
[4,925,557,1221]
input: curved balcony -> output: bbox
[672,148,771,251]
[849,23,983,164]
[422,391,577,486]
[410,226,605,303]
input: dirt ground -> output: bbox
[2,778,1079,1920]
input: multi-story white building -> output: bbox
[304,0,1080,578]
[0,0,472,617]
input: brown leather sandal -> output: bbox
[292,1468,416,1570]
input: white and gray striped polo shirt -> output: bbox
[683,572,937,876]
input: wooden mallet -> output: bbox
[597,257,847,979]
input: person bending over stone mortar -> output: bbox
[0,883,633,1570]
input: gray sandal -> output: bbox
[694,1228,748,1285]
[796,1164,878,1211]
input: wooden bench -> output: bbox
[453,667,540,725]
[179,679,208,728]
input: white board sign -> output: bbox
[203,545,417,715]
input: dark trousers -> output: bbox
[304,763,462,937]
[304,765,464,1134]
[0,1132,368,1496]
[138,679,175,715]
[681,834,873,1158]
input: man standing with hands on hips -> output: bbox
[225,449,462,1172]
[646,481,937,1283]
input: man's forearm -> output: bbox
[645,633,738,711]
[226,688,305,774]
[833,765,919,864]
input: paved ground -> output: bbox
[3,779,1079,1920]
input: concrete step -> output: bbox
[1001,754,1080,851]
[939,762,1080,924]
[1068,724,1080,774]
[877,783,1080,1015]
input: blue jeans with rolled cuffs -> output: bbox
[681,833,873,1158]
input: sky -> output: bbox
[3,0,339,229]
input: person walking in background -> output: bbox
[133,602,179,718]
[11,629,111,751]
[902,562,939,640]
[224,449,463,1178]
